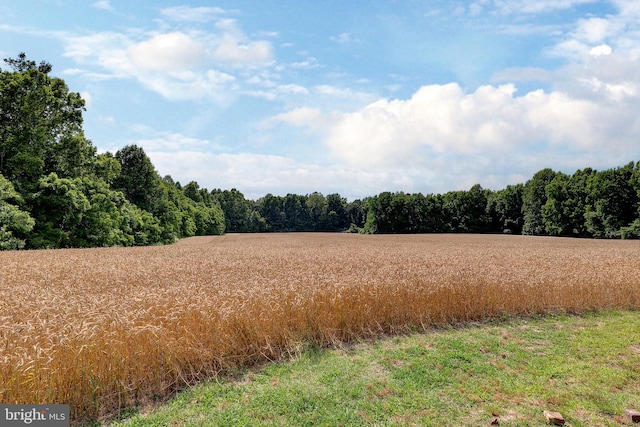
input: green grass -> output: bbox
[109,310,640,426]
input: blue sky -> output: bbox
[1,1,639,200]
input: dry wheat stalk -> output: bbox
[0,233,638,423]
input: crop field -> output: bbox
[1,233,639,423]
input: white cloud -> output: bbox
[135,132,220,152]
[80,91,92,107]
[92,1,113,12]
[62,20,270,100]
[492,67,553,82]
[242,79,308,101]
[160,6,225,23]
[145,150,394,200]
[322,82,640,175]
[62,68,85,76]
[275,84,308,95]
[548,1,640,61]
[313,85,375,104]
[492,0,599,15]
[288,57,319,70]
[65,33,235,100]
[330,32,352,43]
[548,39,592,60]
[127,32,206,71]
[213,19,274,66]
[576,18,615,44]
[612,0,640,17]
[63,32,135,78]
[135,69,236,101]
[589,44,613,56]
[266,107,332,130]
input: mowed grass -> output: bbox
[1,233,639,424]
[112,310,640,427]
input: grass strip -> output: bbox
[110,310,640,426]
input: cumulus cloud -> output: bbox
[548,1,640,60]
[127,32,207,71]
[589,44,613,56]
[323,82,640,175]
[266,10,640,193]
[62,17,273,100]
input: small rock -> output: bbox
[490,416,499,425]
[626,409,640,423]
[544,410,565,426]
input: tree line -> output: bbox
[212,162,640,240]
[360,163,640,238]
[1,54,639,250]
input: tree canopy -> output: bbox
[1,53,639,250]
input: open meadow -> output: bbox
[1,233,639,423]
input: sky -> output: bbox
[1,0,639,200]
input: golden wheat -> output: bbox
[0,233,638,423]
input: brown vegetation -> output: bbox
[1,233,639,423]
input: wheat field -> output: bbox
[1,233,639,423]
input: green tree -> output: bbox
[541,172,571,236]
[153,180,225,239]
[29,173,90,248]
[345,199,367,231]
[0,53,87,194]
[71,177,166,247]
[184,182,225,236]
[212,188,252,232]
[442,185,490,233]
[120,203,163,246]
[113,145,161,213]
[306,192,327,230]
[325,193,348,231]
[283,193,310,231]
[522,168,557,235]
[486,184,523,234]
[191,203,225,236]
[183,181,203,203]
[585,162,637,238]
[247,209,268,232]
[542,168,594,236]
[364,192,390,233]
[72,177,132,247]
[0,174,34,249]
[93,152,121,185]
[258,194,285,231]
[623,161,640,239]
